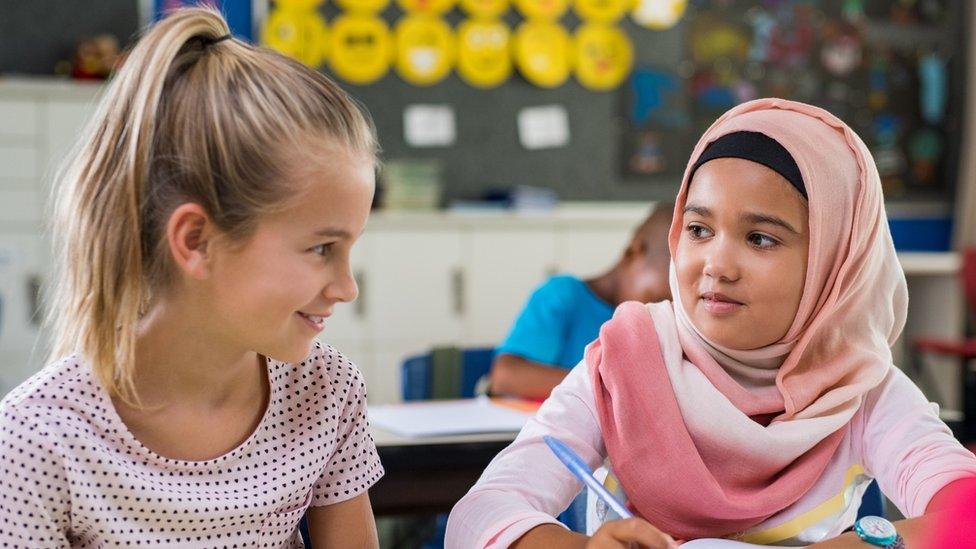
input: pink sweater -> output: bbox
[0,342,383,547]
[446,362,976,547]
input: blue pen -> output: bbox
[543,435,633,520]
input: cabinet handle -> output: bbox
[27,274,41,326]
[354,270,366,318]
[452,267,465,316]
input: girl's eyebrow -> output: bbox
[742,212,800,235]
[684,204,800,235]
[683,204,709,217]
[313,227,352,238]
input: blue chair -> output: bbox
[857,480,885,519]
[402,347,495,400]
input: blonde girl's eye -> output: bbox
[748,232,780,249]
[686,223,713,240]
[310,243,334,257]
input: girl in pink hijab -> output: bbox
[446,99,976,548]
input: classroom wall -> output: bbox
[0,0,686,203]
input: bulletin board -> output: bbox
[262,0,970,203]
[1,0,967,203]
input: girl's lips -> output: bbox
[297,311,327,331]
[700,292,744,315]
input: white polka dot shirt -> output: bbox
[0,341,384,547]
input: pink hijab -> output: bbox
[588,98,908,539]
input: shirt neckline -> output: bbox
[88,355,278,468]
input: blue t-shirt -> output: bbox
[496,275,614,369]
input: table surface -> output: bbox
[372,426,519,447]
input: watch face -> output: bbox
[858,516,897,541]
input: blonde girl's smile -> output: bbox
[297,310,330,331]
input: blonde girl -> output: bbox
[446,99,976,548]
[0,7,382,548]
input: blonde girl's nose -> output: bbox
[325,263,359,303]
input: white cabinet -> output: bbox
[463,229,557,345]
[0,145,39,181]
[0,234,44,392]
[365,229,464,345]
[0,100,38,138]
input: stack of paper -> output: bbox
[683,540,796,548]
[369,397,534,437]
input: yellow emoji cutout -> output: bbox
[336,0,391,14]
[514,0,569,20]
[460,0,509,18]
[631,0,687,30]
[457,19,512,88]
[328,14,393,84]
[262,8,329,68]
[573,23,632,90]
[514,21,571,88]
[574,0,630,23]
[395,15,455,86]
[397,0,456,15]
[274,0,325,9]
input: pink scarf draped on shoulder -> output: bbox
[588,98,908,540]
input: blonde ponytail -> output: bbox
[47,7,376,402]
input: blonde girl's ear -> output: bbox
[165,203,217,280]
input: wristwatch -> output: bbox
[854,516,905,548]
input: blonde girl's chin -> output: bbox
[262,339,316,365]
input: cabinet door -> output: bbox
[0,99,38,139]
[0,234,44,382]
[463,229,557,345]
[555,227,633,279]
[43,100,96,188]
[365,230,463,345]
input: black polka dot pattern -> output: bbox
[0,341,384,547]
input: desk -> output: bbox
[369,427,517,516]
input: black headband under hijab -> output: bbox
[689,131,807,200]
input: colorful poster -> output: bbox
[398,0,457,15]
[514,20,571,88]
[395,15,455,86]
[328,14,394,84]
[460,0,509,18]
[151,0,259,41]
[514,0,569,20]
[336,0,392,13]
[457,19,512,88]
[574,0,629,24]
[573,23,633,90]
[262,8,329,67]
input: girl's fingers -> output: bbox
[588,518,679,549]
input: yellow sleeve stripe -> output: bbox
[736,464,868,545]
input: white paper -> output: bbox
[369,397,532,437]
[682,540,799,548]
[518,105,570,150]
[403,104,456,147]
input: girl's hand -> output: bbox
[586,518,679,549]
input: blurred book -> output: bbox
[380,159,443,211]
